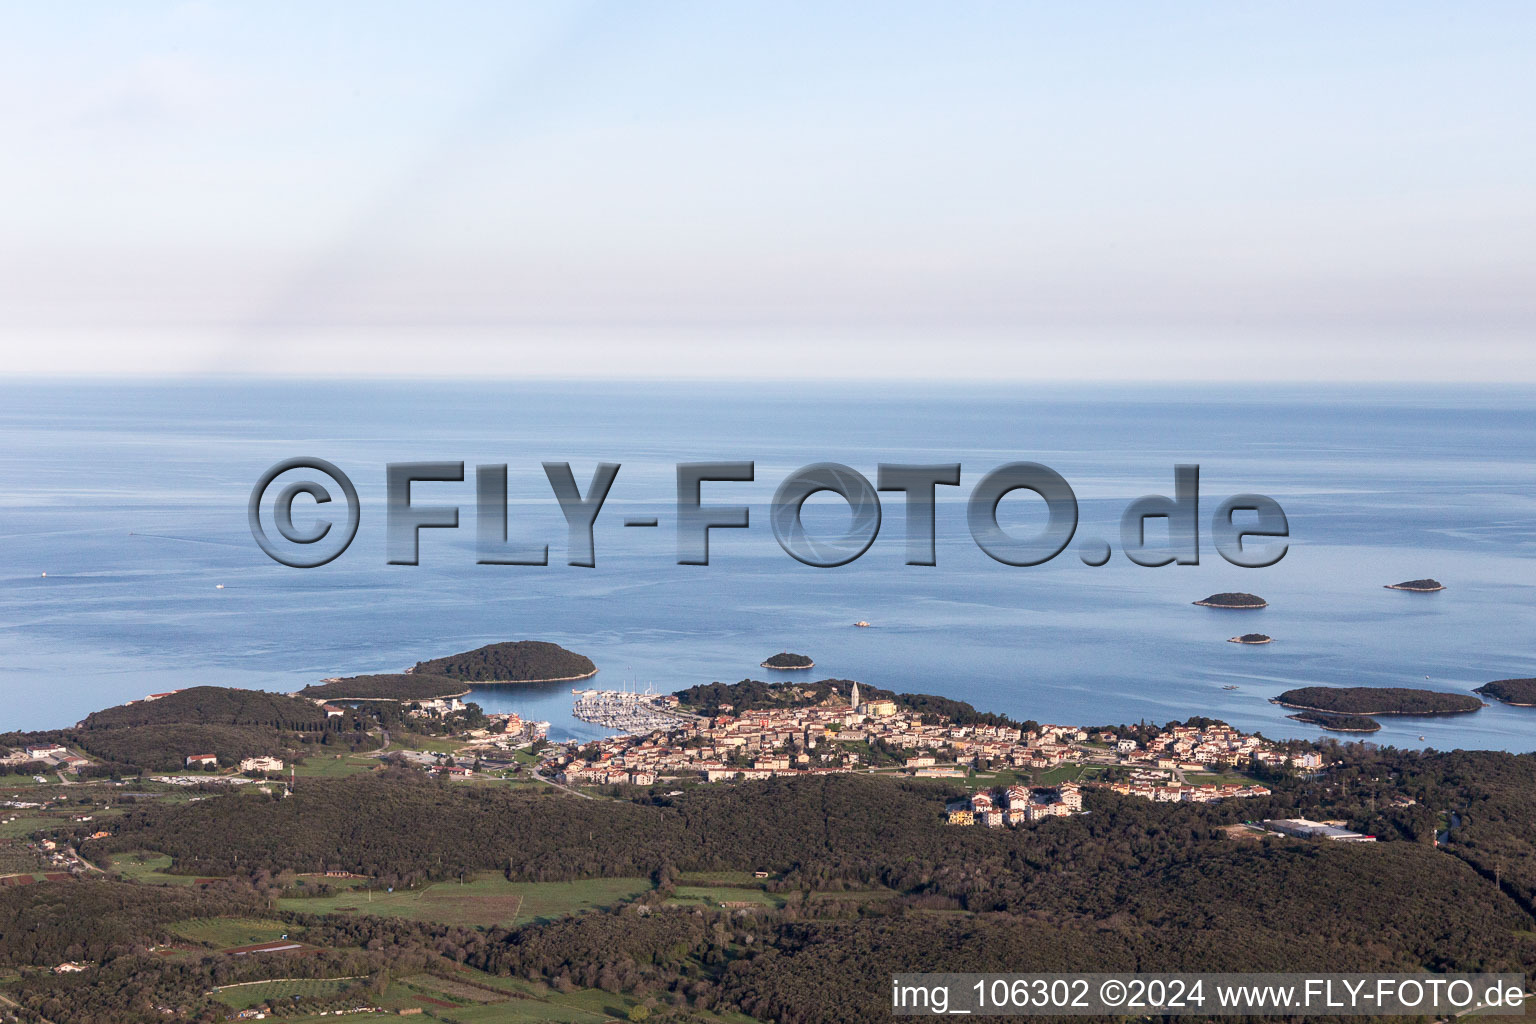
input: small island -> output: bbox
[1287,710,1382,733]
[761,652,815,670]
[300,673,469,702]
[412,641,598,684]
[1385,579,1445,592]
[1228,633,1273,645]
[1272,686,1483,716]
[1474,678,1536,707]
[1194,592,1268,609]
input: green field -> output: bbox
[291,754,380,779]
[1184,771,1259,786]
[215,977,359,1011]
[0,815,59,839]
[171,916,295,948]
[276,874,651,928]
[670,885,781,908]
[106,850,211,886]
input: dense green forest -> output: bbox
[1475,677,1536,705]
[411,640,597,682]
[760,652,813,668]
[1287,710,1381,732]
[1193,592,1267,607]
[80,686,331,730]
[1273,686,1483,715]
[299,672,467,700]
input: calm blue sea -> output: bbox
[1,380,1533,751]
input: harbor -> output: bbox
[571,686,699,735]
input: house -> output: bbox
[946,809,975,826]
[321,704,345,717]
[239,756,284,773]
[184,753,218,768]
[25,744,67,760]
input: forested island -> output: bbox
[1273,686,1484,716]
[1287,710,1382,733]
[412,640,597,683]
[299,672,469,701]
[760,652,814,670]
[1194,592,1268,608]
[1229,633,1273,644]
[1385,578,1445,592]
[1476,678,1536,707]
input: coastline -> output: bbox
[1285,712,1378,733]
[308,690,473,702]
[1269,699,1485,716]
[464,668,601,685]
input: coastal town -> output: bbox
[532,681,1308,816]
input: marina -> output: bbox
[571,685,699,735]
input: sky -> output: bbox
[1,2,1533,381]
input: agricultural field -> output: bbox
[670,885,781,908]
[291,753,381,779]
[171,916,295,948]
[0,815,59,839]
[276,873,651,928]
[0,842,45,876]
[105,850,214,886]
[214,976,358,1011]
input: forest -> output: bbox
[79,686,333,730]
[1272,686,1484,715]
[1475,677,1536,705]
[2,685,378,772]
[411,640,597,682]
[0,743,1530,1023]
[299,672,468,701]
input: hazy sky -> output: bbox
[2,2,1533,380]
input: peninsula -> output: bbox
[1195,592,1267,609]
[761,652,815,670]
[300,673,469,702]
[1474,678,1536,707]
[1272,686,1483,716]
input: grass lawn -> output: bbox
[277,874,651,928]
[292,754,379,779]
[394,734,466,754]
[0,815,60,839]
[171,916,295,948]
[1035,763,1090,785]
[106,850,211,886]
[215,977,357,1010]
[676,870,764,886]
[1184,771,1257,786]
[670,885,781,908]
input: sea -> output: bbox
[1,379,1533,752]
